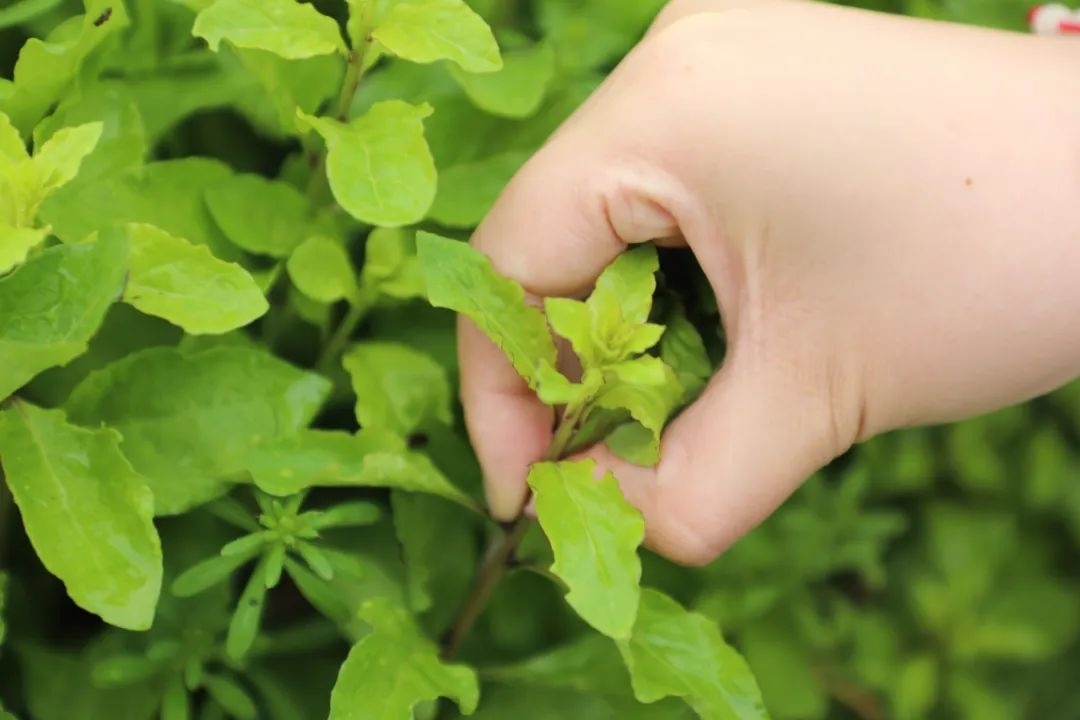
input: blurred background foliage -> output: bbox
[1,0,1075,718]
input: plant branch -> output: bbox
[334,47,367,123]
[814,665,885,720]
[440,401,589,659]
[306,29,373,200]
[315,293,372,374]
[440,512,530,659]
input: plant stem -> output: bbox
[441,513,530,659]
[814,665,885,720]
[315,296,369,374]
[334,48,367,123]
[306,30,373,200]
[441,402,588,659]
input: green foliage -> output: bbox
[123,223,268,334]
[0,233,127,400]
[620,590,768,719]
[297,101,437,227]
[420,233,755,714]
[0,402,161,630]
[329,598,480,719]
[528,459,644,639]
[204,173,312,257]
[193,0,346,59]
[428,150,528,227]
[343,341,452,435]
[245,428,473,507]
[371,0,502,73]
[0,2,1075,719]
[287,235,359,303]
[0,115,102,269]
[418,230,558,390]
[65,346,330,514]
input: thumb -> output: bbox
[605,352,859,566]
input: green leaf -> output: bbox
[40,158,238,260]
[205,174,313,257]
[392,491,476,618]
[287,235,359,303]
[594,245,659,326]
[0,113,26,164]
[223,531,271,557]
[263,543,287,588]
[544,296,593,363]
[372,0,501,73]
[360,227,425,300]
[0,0,64,30]
[65,346,331,515]
[596,356,682,465]
[537,0,659,75]
[0,225,47,274]
[604,422,660,467]
[229,47,344,139]
[21,644,161,720]
[0,2,130,133]
[32,122,103,197]
[193,0,346,59]
[618,589,768,720]
[329,598,479,719]
[246,429,474,507]
[0,159,34,230]
[526,459,644,639]
[297,101,436,227]
[0,232,127,401]
[0,403,162,631]
[739,619,827,719]
[296,541,334,580]
[32,85,147,189]
[449,43,556,118]
[227,557,269,660]
[418,231,557,390]
[546,245,663,370]
[535,362,600,407]
[162,677,189,720]
[428,151,528,228]
[306,501,382,530]
[468,684,692,720]
[203,675,257,720]
[0,119,101,228]
[123,223,268,334]
[660,304,712,403]
[343,341,451,435]
[487,635,630,694]
[172,546,262,598]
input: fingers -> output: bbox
[591,353,854,566]
[461,38,692,520]
[458,318,554,520]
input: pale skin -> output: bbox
[460,0,1080,565]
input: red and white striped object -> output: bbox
[1029,4,1080,34]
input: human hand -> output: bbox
[461,0,1080,564]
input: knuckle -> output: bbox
[651,508,728,566]
[646,446,734,566]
